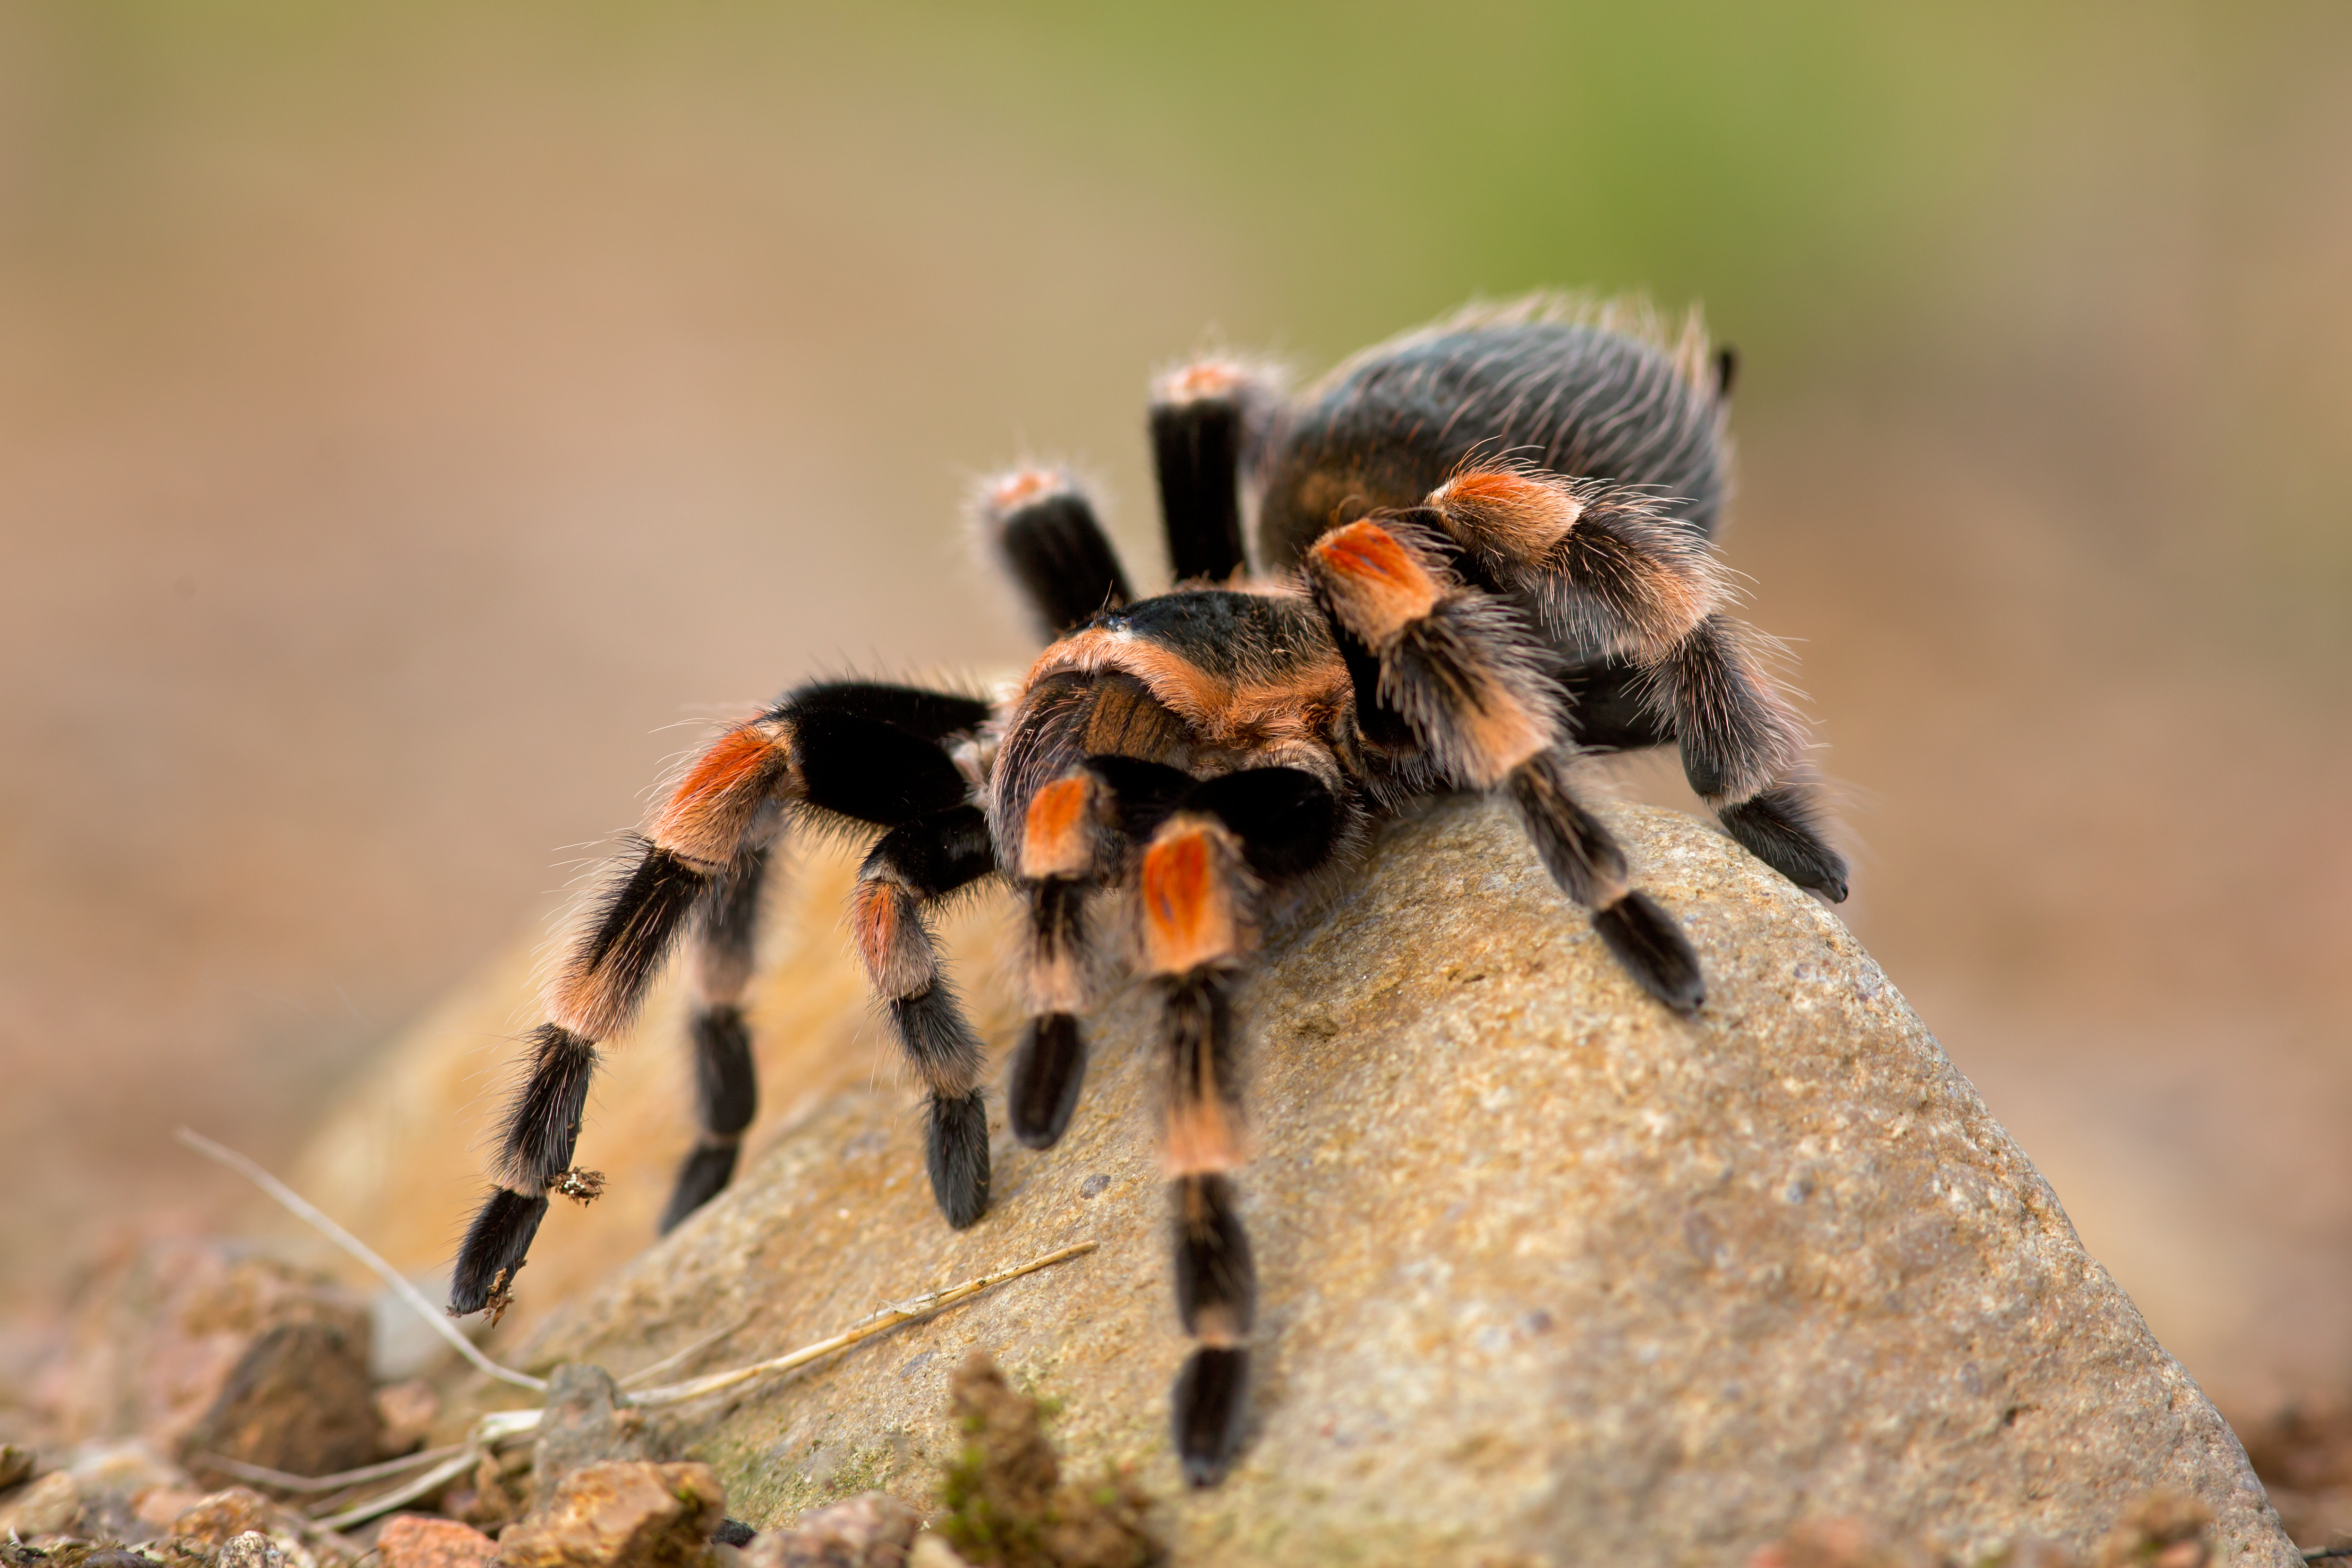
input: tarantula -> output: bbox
[446,296,1847,1486]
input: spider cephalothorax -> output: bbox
[446,296,1847,1485]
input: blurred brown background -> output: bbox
[1,0,2345,1428]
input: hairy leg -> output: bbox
[449,679,992,1317]
[1150,358,1281,586]
[1417,466,1847,900]
[1304,516,1704,1012]
[974,467,1132,640]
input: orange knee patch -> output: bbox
[652,721,784,868]
[1020,774,1097,879]
[850,879,934,1000]
[1141,819,1240,975]
[1307,521,1443,645]
[1163,1097,1244,1176]
[1429,467,1581,558]
[1452,677,1554,787]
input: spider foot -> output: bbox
[926,1088,991,1228]
[1593,891,1705,1014]
[449,1186,549,1316]
[659,1140,739,1234]
[1719,786,1849,903]
[1171,1346,1249,1487]
[1009,1013,1086,1150]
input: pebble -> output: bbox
[497,1459,726,1568]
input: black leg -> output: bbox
[1410,464,1847,899]
[1150,360,1273,585]
[1303,517,1706,1012]
[1131,770,1346,1488]
[660,844,771,1233]
[974,468,1133,640]
[846,805,1001,1228]
[451,680,992,1319]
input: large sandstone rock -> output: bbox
[447,796,2291,1566]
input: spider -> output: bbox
[445,295,1848,1487]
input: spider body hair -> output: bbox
[444,297,1848,1486]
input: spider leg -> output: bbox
[449,679,992,1317]
[1000,753,1197,1149]
[1304,516,1704,1013]
[847,804,1000,1227]
[1150,358,1280,584]
[974,468,1133,640]
[1005,769,1115,1150]
[1418,467,1849,901]
[1138,766,1343,1488]
[658,838,773,1233]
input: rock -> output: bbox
[534,1364,659,1500]
[172,1484,357,1567]
[57,1436,198,1545]
[741,1490,924,1567]
[479,797,2294,1566]
[52,1239,377,1469]
[374,1514,501,1567]
[908,1537,977,1568]
[0,1469,81,1538]
[0,1446,29,1490]
[182,1321,382,1483]
[497,1459,727,1568]
[221,1532,290,1568]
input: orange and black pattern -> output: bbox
[446,296,1846,1489]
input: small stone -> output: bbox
[181,1321,383,1483]
[53,1239,375,1462]
[0,1469,81,1538]
[375,1513,500,1568]
[0,1445,30,1490]
[740,1491,923,1567]
[532,1364,656,1501]
[169,1484,351,1564]
[498,1459,726,1568]
[220,1530,289,1568]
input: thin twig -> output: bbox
[195,1442,471,1494]
[176,1126,547,1392]
[313,1445,486,1532]
[2302,1550,2352,1561]
[630,1241,1097,1408]
[617,1312,757,1389]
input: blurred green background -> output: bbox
[2,0,2346,1424]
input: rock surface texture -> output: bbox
[466,796,2292,1567]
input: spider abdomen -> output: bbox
[1255,307,1730,570]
